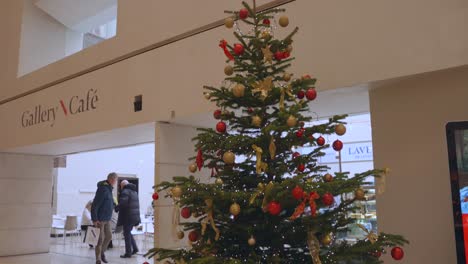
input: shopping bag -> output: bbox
[83,226,100,246]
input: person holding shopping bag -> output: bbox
[91,172,118,264]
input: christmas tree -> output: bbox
[146,1,407,263]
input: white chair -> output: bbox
[63,215,78,244]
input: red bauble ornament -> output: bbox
[181,207,191,219]
[317,136,325,146]
[268,201,282,216]
[296,129,304,138]
[292,186,304,200]
[306,88,317,100]
[283,51,290,58]
[391,247,404,260]
[152,193,159,200]
[322,192,335,206]
[188,231,199,242]
[297,90,305,99]
[213,109,222,120]
[372,251,382,258]
[302,74,312,80]
[247,107,254,113]
[274,51,284,61]
[332,140,343,151]
[234,43,245,55]
[216,121,227,133]
[292,152,300,159]
[239,8,249,19]
[298,164,305,172]
[263,18,270,25]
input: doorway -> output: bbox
[2,123,156,263]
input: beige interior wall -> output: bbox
[154,122,211,250]
[1,0,468,103]
[369,66,468,263]
[18,0,68,76]
[0,153,55,256]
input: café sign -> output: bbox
[21,88,98,128]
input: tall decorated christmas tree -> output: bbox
[147,1,407,263]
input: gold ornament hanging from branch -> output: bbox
[356,224,378,244]
[252,77,273,100]
[261,46,273,64]
[201,198,220,241]
[269,137,276,159]
[307,230,322,264]
[279,84,295,111]
[252,144,268,174]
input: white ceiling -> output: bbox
[4,123,155,156]
[35,0,117,32]
[3,85,369,156]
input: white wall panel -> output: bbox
[154,122,201,249]
[0,228,50,256]
[0,153,54,256]
[0,179,52,205]
[0,205,52,230]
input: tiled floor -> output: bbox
[0,235,154,264]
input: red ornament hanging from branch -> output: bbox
[219,40,234,61]
[196,149,204,171]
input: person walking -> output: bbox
[81,200,94,248]
[91,172,118,264]
[116,180,141,258]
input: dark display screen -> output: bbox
[447,122,468,264]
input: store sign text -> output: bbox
[319,141,373,163]
[21,88,99,128]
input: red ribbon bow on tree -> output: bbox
[219,40,234,61]
[290,191,321,220]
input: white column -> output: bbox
[0,153,55,256]
[154,122,210,250]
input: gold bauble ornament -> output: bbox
[230,202,241,216]
[192,211,201,218]
[252,115,262,127]
[323,173,333,182]
[225,17,234,28]
[286,115,298,127]
[224,65,234,76]
[355,188,366,200]
[177,231,185,239]
[283,73,292,82]
[335,124,347,136]
[232,84,245,97]
[223,151,236,164]
[215,178,224,185]
[171,186,183,198]
[261,31,271,39]
[189,163,197,173]
[204,93,211,99]
[322,233,333,246]
[248,236,256,246]
[279,16,289,27]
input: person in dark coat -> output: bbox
[91,172,118,264]
[116,180,141,258]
